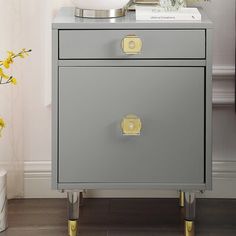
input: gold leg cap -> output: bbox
[185,220,195,236]
[68,220,78,236]
[179,191,185,208]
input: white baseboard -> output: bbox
[24,160,236,198]
[212,66,235,105]
[24,161,65,198]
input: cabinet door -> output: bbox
[58,67,205,184]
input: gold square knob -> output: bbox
[121,115,142,136]
[122,35,142,55]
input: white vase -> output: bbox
[0,169,7,232]
[71,0,131,10]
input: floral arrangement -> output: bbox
[0,49,31,137]
[159,0,209,10]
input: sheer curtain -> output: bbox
[0,0,24,199]
[0,0,73,198]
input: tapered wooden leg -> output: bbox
[184,192,196,236]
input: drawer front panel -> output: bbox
[58,66,205,184]
[59,30,205,59]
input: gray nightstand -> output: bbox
[52,8,213,236]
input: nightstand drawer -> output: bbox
[59,29,205,59]
[58,66,205,184]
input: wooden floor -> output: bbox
[1,198,236,236]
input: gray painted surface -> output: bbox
[52,8,213,191]
[58,67,205,184]
[205,29,213,189]
[53,7,213,29]
[58,60,206,67]
[52,29,59,190]
[59,30,205,59]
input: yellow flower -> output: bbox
[2,51,15,69]
[10,78,17,85]
[0,118,5,128]
[3,60,10,68]
[0,118,5,137]
[3,57,13,69]
[7,51,15,57]
[0,68,9,79]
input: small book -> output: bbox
[136,6,202,21]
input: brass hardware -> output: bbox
[68,220,78,236]
[179,191,185,208]
[122,35,142,55]
[184,220,195,236]
[121,114,142,136]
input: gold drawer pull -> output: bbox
[121,35,142,55]
[121,114,142,136]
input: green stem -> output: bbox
[0,76,12,85]
[0,49,32,67]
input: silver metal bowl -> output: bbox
[72,0,131,18]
